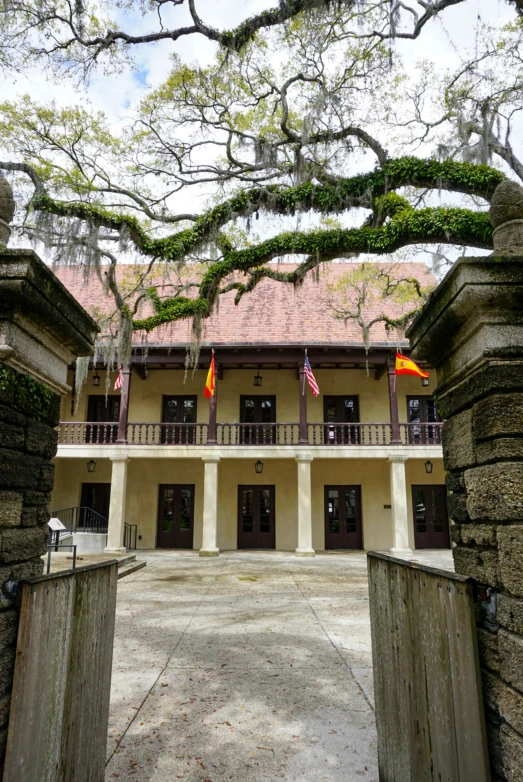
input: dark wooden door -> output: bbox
[238,486,275,549]
[324,486,362,549]
[86,395,120,443]
[407,396,441,444]
[412,485,450,549]
[80,483,111,528]
[157,485,195,548]
[323,396,359,444]
[162,396,197,443]
[240,396,276,444]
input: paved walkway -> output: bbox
[105,550,453,781]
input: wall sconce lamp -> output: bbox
[254,460,264,474]
[421,377,430,387]
[92,371,101,387]
[424,460,433,474]
[87,459,97,474]
[254,370,263,387]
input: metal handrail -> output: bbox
[50,507,108,534]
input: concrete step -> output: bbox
[117,553,137,568]
[118,560,146,580]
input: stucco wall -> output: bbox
[52,455,446,552]
[61,368,438,426]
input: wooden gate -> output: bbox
[3,561,118,782]
[367,552,490,782]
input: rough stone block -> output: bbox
[25,422,58,460]
[499,630,523,692]
[452,545,500,586]
[442,410,475,470]
[498,594,523,636]
[445,471,464,493]
[0,422,24,451]
[461,524,498,547]
[0,405,24,428]
[499,526,523,599]
[450,524,462,544]
[500,723,523,782]
[38,462,55,493]
[447,492,469,523]
[0,449,45,491]
[0,695,10,730]
[478,628,500,673]
[0,648,15,697]
[473,393,523,440]
[22,490,51,508]
[0,492,22,529]
[476,438,523,464]
[0,611,17,653]
[0,527,47,564]
[0,557,44,589]
[19,507,37,528]
[465,463,523,522]
[482,669,503,713]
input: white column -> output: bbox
[389,454,413,556]
[104,456,129,553]
[295,454,315,557]
[200,455,220,557]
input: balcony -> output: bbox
[56,421,443,447]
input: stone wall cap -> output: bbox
[0,248,99,355]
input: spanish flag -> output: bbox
[395,352,429,379]
[204,352,215,398]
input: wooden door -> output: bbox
[162,396,197,443]
[80,483,111,529]
[86,396,120,443]
[238,486,275,549]
[240,396,276,444]
[323,396,359,444]
[157,485,195,548]
[407,396,441,444]
[324,486,363,549]
[412,485,450,549]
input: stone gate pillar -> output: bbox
[0,174,98,772]
[407,180,523,781]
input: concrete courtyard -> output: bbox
[105,550,453,781]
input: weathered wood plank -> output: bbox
[367,553,490,782]
[3,561,118,782]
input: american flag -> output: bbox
[114,367,124,391]
[304,353,320,397]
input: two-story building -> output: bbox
[50,262,448,557]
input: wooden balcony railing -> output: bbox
[57,421,443,446]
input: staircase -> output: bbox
[117,554,146,580]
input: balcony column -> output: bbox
[295,454,315,557]
[116,367,131,444]
[207,356,218,444]
[389,454,412,556]
[104,456,129,553]
[387,357,401,444]
[200,455,220,556]
[298,363,308,444]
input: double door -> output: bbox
[80,483,111,529]
[325,485,362,549]
[240,396,276,444]
[86,395,120,443]
[162,396,197,443]
[412,485,450,549]
[407,396,441,444]
[323,396,359,444]
[157,485,194,548]
[238,486,275,549]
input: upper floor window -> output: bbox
[86,395,120,443]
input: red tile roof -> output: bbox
[52,262,435,348]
